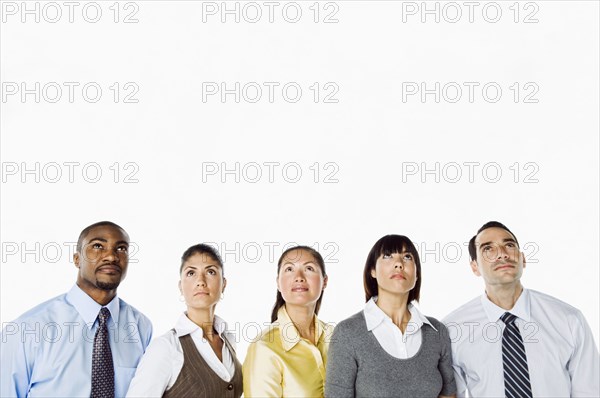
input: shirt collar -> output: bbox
[276,306,325,352]
[481,287,531,322]
[66,284,120,327]
[363,296,437,333]
[174,312,229,339]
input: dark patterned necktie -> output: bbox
[91,307,115,398]
[501,312,533,398]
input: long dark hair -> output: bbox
[363,235,421,303]
[270,246,327,323]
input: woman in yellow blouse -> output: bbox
[243,245,332,398]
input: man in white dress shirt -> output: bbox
[443,221,599,397]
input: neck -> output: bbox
[284,303,317,343]
[77,281,116,306]
[485,282,524,310]
[375,290,411,331]
[186,306,217,339]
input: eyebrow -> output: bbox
[88,238,129,246]
[283,261,316,266]
[477,238,517,249]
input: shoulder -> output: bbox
[332,311,366,338]
[143,329,180,358]
[442,295,482,324]
[245,323,283,358]
[118,299,153,328]
[251,322,280,344]
[528,289,580,314]
[7,293,68,325]
[528,289,587,326]
[424,315,444,331]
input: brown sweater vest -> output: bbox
[162,331,242,398]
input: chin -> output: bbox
[96,280,121,290]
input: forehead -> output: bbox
[183,252,221,268]
[83,225,129,243]
[282,249,317,265]
[475,227,516,246]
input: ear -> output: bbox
[370,268,376,279]
[470,260,481,276]
[73,252,80,268]
[521,251,526,269]
[276,276,281,292]
[222,277,227,293]
[322,275,328,290]
[178,280,182,295]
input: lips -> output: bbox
[97,264,121,274]
[390,273,406,280]
[291,285,309,292]
[193,291,209,296]
[494,263,515,271]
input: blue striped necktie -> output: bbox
[501,312,533,398]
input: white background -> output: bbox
[1,0,599,361]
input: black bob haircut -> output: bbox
[363,235,421,304]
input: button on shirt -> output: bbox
[0,284,153,398]
[364,297,437,359]
[243,306,333,398]
[126,313,236,397]
[443,288,600,397]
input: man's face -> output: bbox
[470,227,526,287]
[74,225,130,292]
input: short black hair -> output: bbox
[468,221,519,261]
[76,221,127,252]
[363,235,422,303]
[180,244,224,274]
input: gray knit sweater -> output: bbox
[325,311,456,398]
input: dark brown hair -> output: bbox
[363,235,422,303]
[180,244,224,275]
[270,246,327,323]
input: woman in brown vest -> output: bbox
[243,246,332,397]
[127,244,242,398]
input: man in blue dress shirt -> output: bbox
[1,221,153,397]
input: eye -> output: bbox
[186,270,195,277]
[207,269,216,275]
[92,243,103,249]
[284,266,293,272]
[382,253,392,259]
[403,254,413,261]
[117,245,128,252]
[506,242,516,248]
[482,245,492,252]
[306,265,315,272]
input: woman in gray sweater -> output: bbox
[325,235,456,398]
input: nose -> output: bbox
[104,248,120,263]
[195,275,207,287]
[497,245,509,259]
[394,259,404,269]
[294,270,306,282]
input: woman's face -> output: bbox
[277,249,327,309]
[371,249,417,297]
[179,253,226,311]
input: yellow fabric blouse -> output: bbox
[243,306,333,398]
